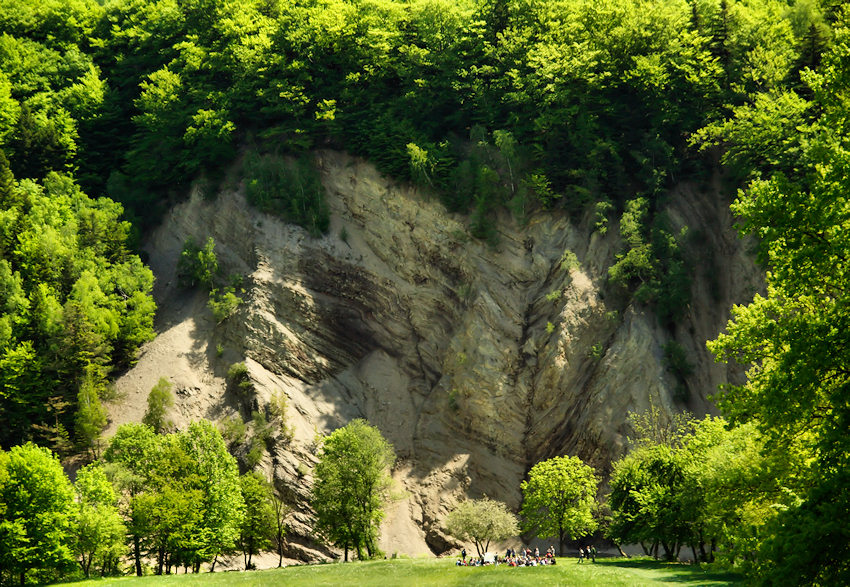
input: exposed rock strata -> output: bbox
[109,151,761,559]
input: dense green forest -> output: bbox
[1,0,849,584]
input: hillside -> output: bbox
[107,151,760,559]
[3,0,849,583]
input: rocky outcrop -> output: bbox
[109,151,761,560]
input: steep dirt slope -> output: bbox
[108,151,760,559]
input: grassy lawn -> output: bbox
[69,557,743,586]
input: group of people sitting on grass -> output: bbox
[455,545,559,567]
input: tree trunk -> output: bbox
[134,535,143,576]
[344,544,349,562]
[210,554,218,572]
[691,544,698,564]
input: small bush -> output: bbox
[219,414,247,447]
[251,410,278,454]
[228,361,249,381]
[269,390,295,444]
[245,438,265,469]
[177,236,218,289]
[560,249,579,271]
[593,200,614,235]
[447,389,460,412]
[228,362,255,411]
[588,343,604,360]
[208,287,242,323]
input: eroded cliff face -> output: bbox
[109,151,760,559]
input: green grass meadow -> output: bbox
[70,557,742,586]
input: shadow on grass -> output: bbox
[598,558,744,585]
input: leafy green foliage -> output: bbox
[73,463,125,578]
[312,419,395,561]
[445,497,519,558]
[0,0,104,181]
[268,390,294,446]
[227,361,255,414]
[520,455,599,556]
[0,163,154,451]
[607,443,690,559]
[177,237,244,324]
[608,199,691,328]
[36,0,811,242]
[244,153,329,237]
[104,421,245,576]
[218,414,247,449]
[142,377,174,434]
[0,443,76,585]
[208,288,242,324]
[177,237,218,290]
[179,420,245,566]
[608,411,800,570]
[627,402,694,450]
[238,472,274,570]
[75,367,108,459]
[705,15,850,584]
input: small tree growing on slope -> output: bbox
[142,377,174,434]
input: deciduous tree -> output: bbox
[445,497,518,558]
[73,463,125,578]
[707,21,850,583]
[311,419,394,561]
[238,472,274,570]
[142,377,174,434]
[0,443,75,585]
[520,455,598,556]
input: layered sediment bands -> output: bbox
[112,151,761,560]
